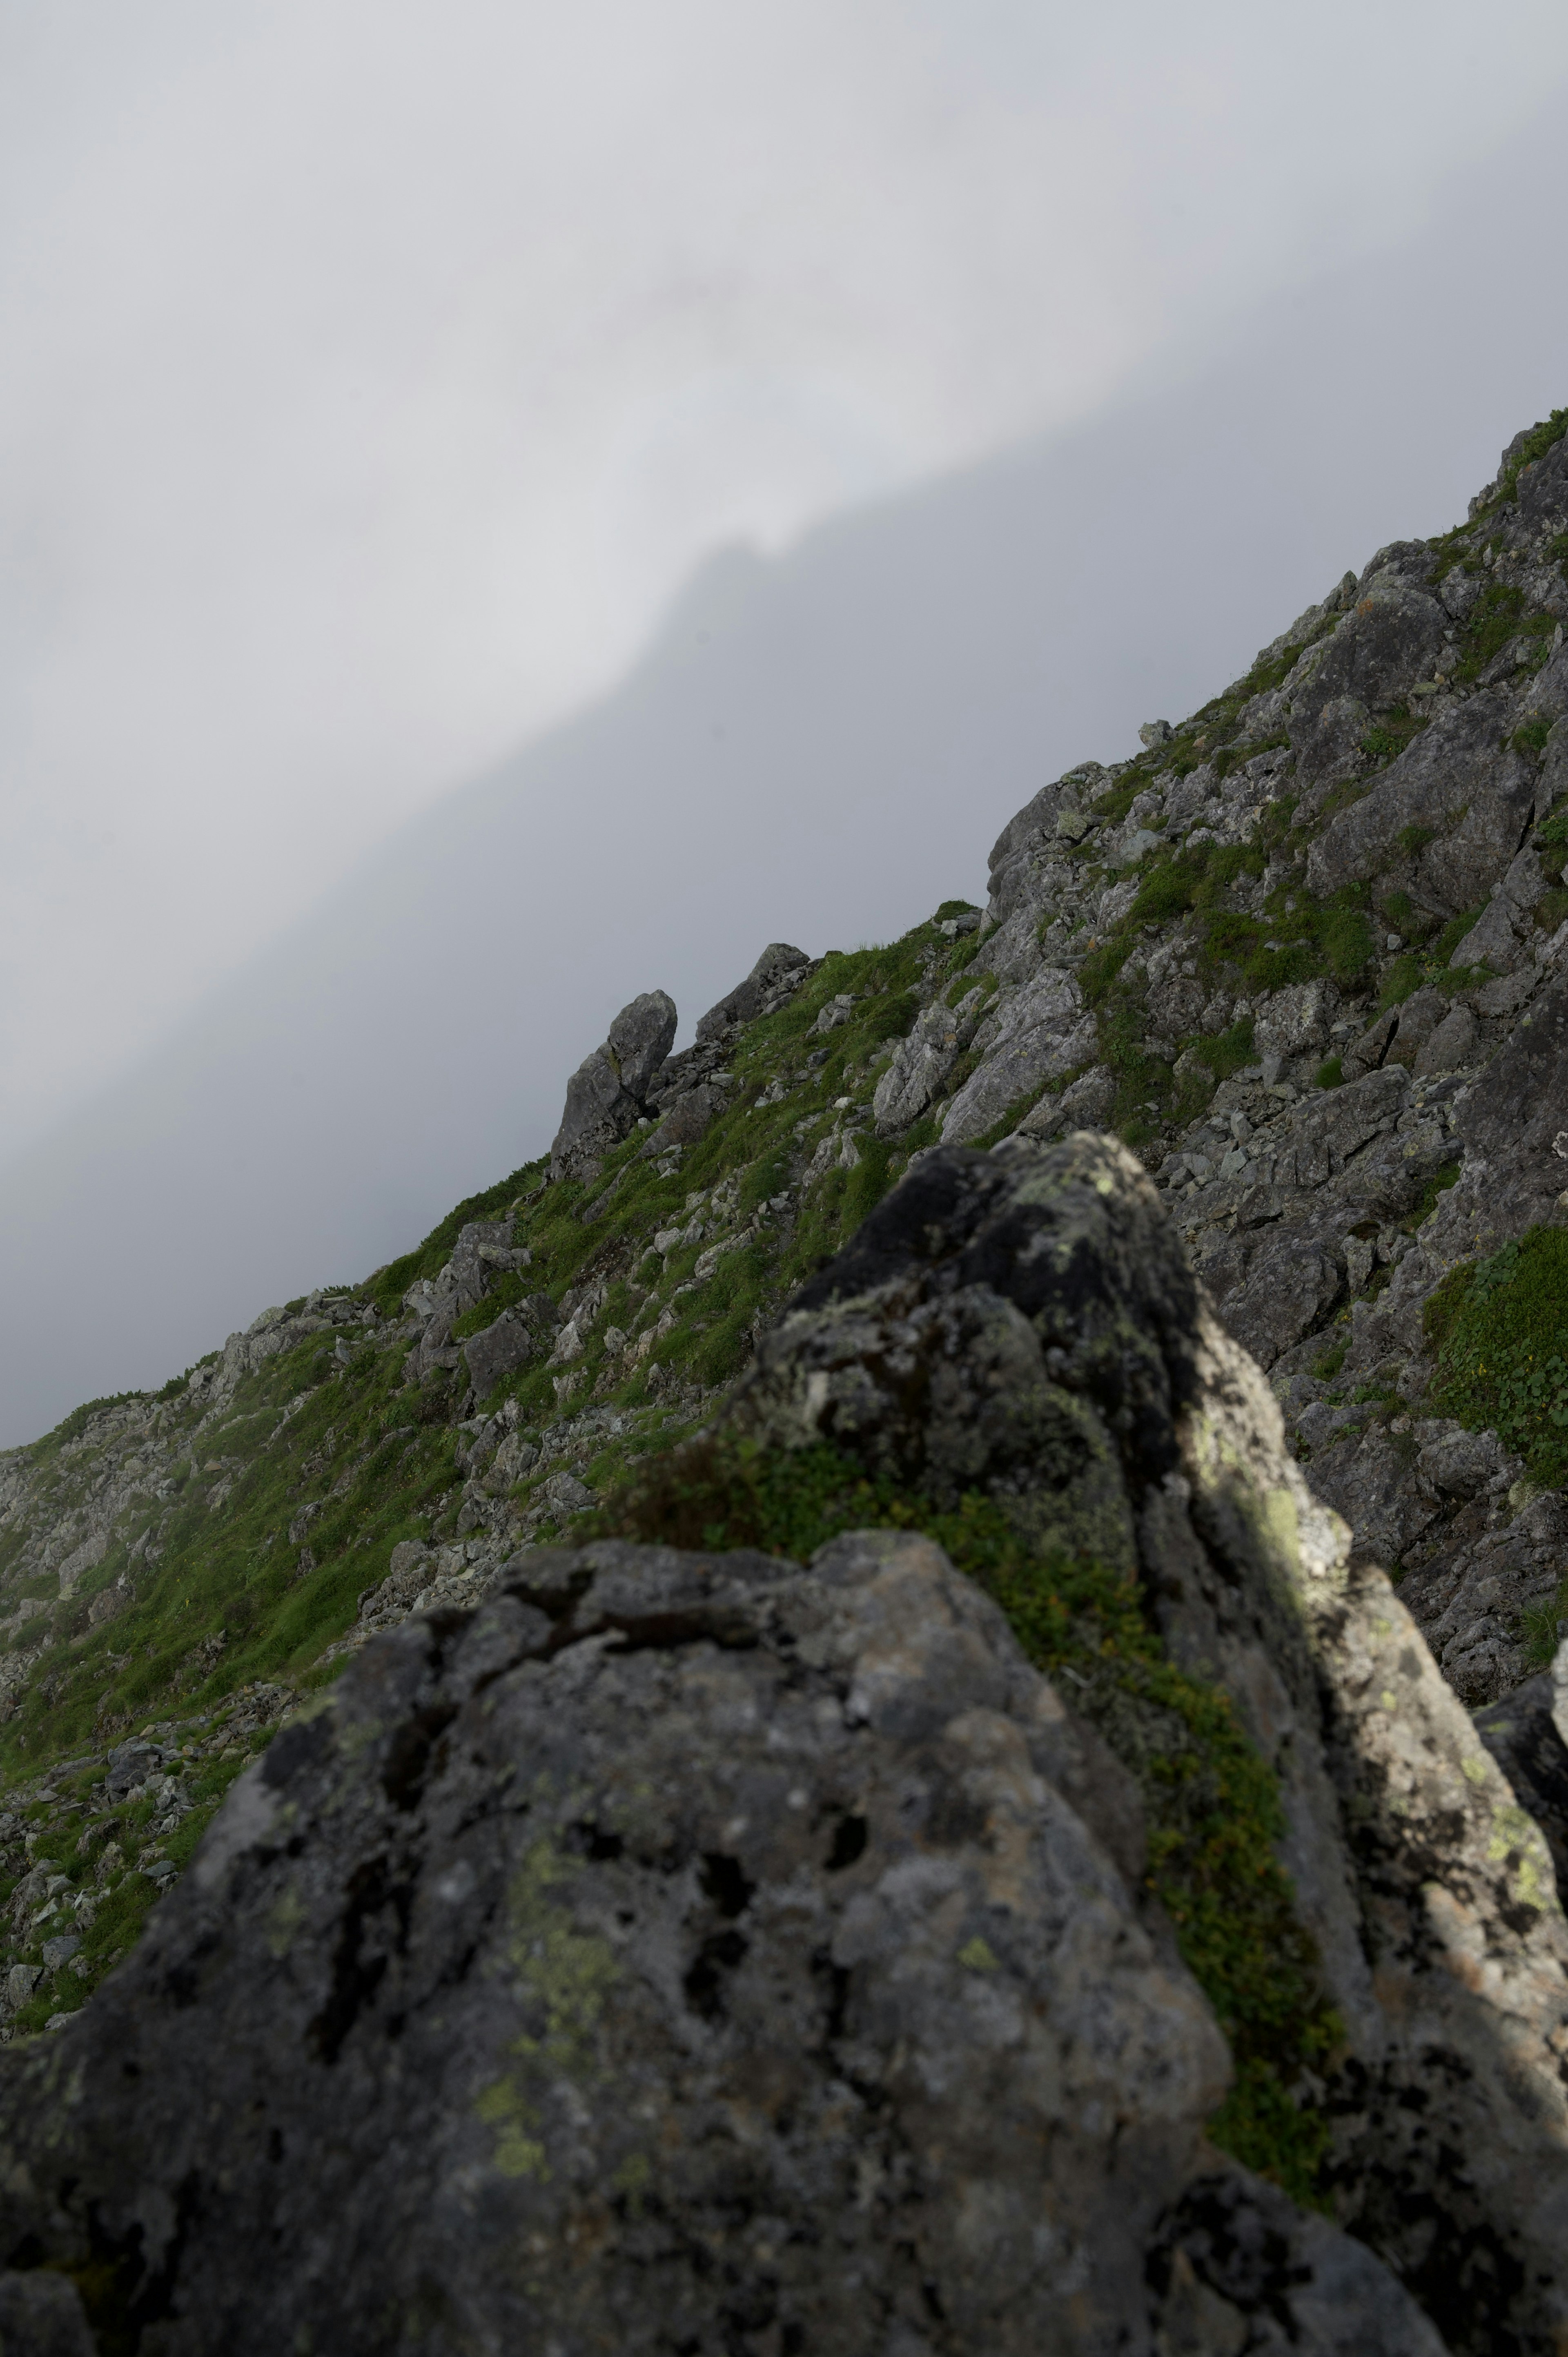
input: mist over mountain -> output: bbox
[0,126,1564,1449]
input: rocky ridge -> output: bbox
[0,411,1565,2345]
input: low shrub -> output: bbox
[1425,1228,1568,1488]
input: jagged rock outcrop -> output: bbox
[7,408,1568,2346]
[721,1135,1568,2355]
[1,1128,1558,2350]
[548,989,677,1180]
[694,940,812,1042]
[0,1144,1458,2357]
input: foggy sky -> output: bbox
[2,8,1568,1445]
[4,1,1568,1153]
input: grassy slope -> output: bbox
[1,409,1564,2180]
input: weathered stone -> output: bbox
[0,1528,1258,2356]
[694,941,811,1041]
[939,969,1098,1145]
[1254,979,1336,1064]
[548,990,677,1180]
[1148,2169,1445,2357]
[1384,986,1446,1068]
[0,2268,94,2355]
[641,1079,729,1154]
[1476,1670,1568,1896]
[873,986,985,1135]
[1289,573,1448,786]
[1204,1229,1343,1370]
[1414,1003,1477,1073]
[1305,692,1536,911]
[461,1299,553,1400]
[724,1134,1568,2353]
[1447,974,1568,1249]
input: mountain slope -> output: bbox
[5,105,1567,1457]
[0,407,1566,2349]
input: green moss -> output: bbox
[1496,410,1568,504]
[367,1164,541,1317]
[1513,715,1555,761]
[1452,580,1558,683]
[1312,1339,1348,1383]
[1190,1019,1256,1081]
[1425,1227,1568,1487]
[1360,707,1424,769]
[591,1436,1338,2204]
[1407,1161,1461,1231]
[1426,909,1485,968]
[1314,1056,1344,1090]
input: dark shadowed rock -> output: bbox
[0,1528,1247,2356]
[1289,571,1448,788]
[548,989,677,1180]
[1476,1668,1568,1897]
[694,941,811,1042]
[0,1143,1454,2357]
[1305,692,1535,910]
[723,1134,1568,2355]
[0,2268,94,2355]
[461,1293,557,1399]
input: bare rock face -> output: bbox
[0,1141,1462,2357]
[724,1135,1568,2355]
[0,1523,1429,2357]
[548,988,677,1180]
[694,940,811,1043]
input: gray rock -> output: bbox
[40,1935,80,1971]
[1254,979,1335,1062]
[0,1530,1247,2356]
[0,2269,94,2356]
[1305,691,1536,912]
[1476,1670,1568,1898]
[4,1963,40,2009]
[1017,1064,1118,1143]
[1450,973,1568,1249]
[1385,986,1446,1068]
[872,987,985,1135]
[1139,719,1174,746]
[812,992,856,1033]
[357,1540,434,1627]
[1477,965,1539,1017]
[548,990,677,1181]
[725,1133,1568,2352]
[652,1079,728,1148]
[105,1738,167,1800]
[461,1296,556,1401]
[1414,1003,1477,1074]
[1149,2168,1446,2357]
[939,969,1098,1146]
[694,941,811,1042]
[1416,1421,1508,1499]
[1290,572,1448,787]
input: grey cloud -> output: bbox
[0,123,1565,1445]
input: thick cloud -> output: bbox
[0,116,1564,1445]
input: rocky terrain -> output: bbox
[0,408,1566,2348]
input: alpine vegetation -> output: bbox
[0,413,1567,2353]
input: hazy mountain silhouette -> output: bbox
[2,125,1564,1445]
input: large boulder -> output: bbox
[694,941,811,1042]
[0,1525,1438,2355]
[723,1134,1568,2355]
[0,1138,1470,2357]
[548,989,677,1181]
